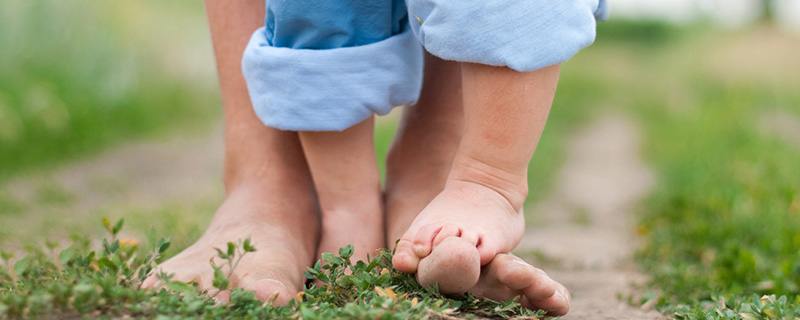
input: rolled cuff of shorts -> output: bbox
[242,27,423,131]
[595,0,609,21]
[408,0,604,72]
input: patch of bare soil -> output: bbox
[759,110,800,147]
[705,26,800,85]
[515,115,663,319]
[0,129,224,246]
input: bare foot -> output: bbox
[142,184,318,305]
[299,118,384,265]
[391,179,525,291]
[415,237,480,295]
[470,254,570,316]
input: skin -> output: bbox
[298,118,384,265]
[387,59,571,315]
[144,2,571,315]
[142,0,319,304]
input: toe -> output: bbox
[416,237,481,295]
[475,238,499,266]
[245,279,294,305]
[529,286,570,316]
[494,255,536,291]
[392,239,421,273]
[411,224,444,257]
[141,273,159,289]
[431,224,462,247]
[522,268,558,301]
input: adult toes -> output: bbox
[392,239,421,273]
[493,254,536,291]
[141,273,159,289]
[521,268,558,301]
[245,279,294,306]
[529,286,570,316]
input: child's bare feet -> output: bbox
[470,254,570,316]
[391,175,526,287]
[142,183,319,304]
[393,63,561,289]
[386,57,569,313]
[299,118,384,265]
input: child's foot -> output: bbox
[299,118,384,265]
[142,184,318,305]
[316,207,383,265]
[391,176,526,291]
[470,254,570,316]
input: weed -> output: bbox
[0,219,550,319]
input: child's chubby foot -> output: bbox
[392,179,526,293]
[141,186,318,305]
[470,254,570,316]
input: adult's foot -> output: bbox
[141,182,319,304]
[470,253,570,316]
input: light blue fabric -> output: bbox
[407,0,606,71]
[242,0,607,131]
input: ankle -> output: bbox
[448,155,529,211]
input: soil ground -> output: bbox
[515,115,663,319]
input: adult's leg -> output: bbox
[142,0,319,305]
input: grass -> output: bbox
[564,20,800,318]
[3,2,800,318]
[0,219,548,319]
[0,1,219,182]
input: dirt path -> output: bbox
[514,115,663,319]
[0,129,224,246]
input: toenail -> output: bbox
[252,278,288,290]
[413,244,425,255]
[557,289,569,305]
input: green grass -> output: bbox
[567,20,800,318]
[0,1,218,182]
[3,5,800,318]
[0,220,548,319]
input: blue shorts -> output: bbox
[242,0,608,131]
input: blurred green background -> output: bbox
[1,0,799,316]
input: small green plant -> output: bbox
[672,295,800,320]
[0,219,551,319]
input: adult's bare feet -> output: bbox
[471,254,570,316]
[142,181,319,304]
[142,1,320,305]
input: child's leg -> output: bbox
[384,52,463,244]
[392,63,570,314]
[298,118,383,263]
[239,0,421,264]
[385,54,568,314]
[142,0,319,304]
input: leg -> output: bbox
[385,52,464,245]
[392,63,570,314]
[142,0,319,304]
[298,118,383,264]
